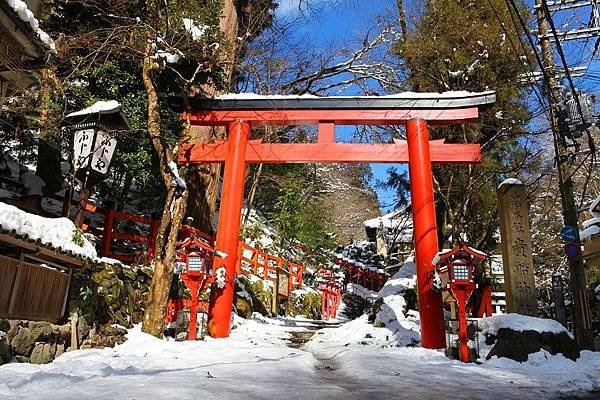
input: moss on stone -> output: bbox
[237,276,273,316]
[288,290,322,320]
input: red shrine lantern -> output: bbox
[174,225,215,340]
[434,244,486,362]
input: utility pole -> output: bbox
[534,0,595,350]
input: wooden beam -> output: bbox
[179,142,481,164]
[183,108,479,127]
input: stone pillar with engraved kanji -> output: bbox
[498,180,537,316]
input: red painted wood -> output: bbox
[179,142,481,164]
[111,232,150,243]
[102,209,116,258]
[113,210,155,225]
[406,118,446,349]
[318,123,335,143]
[208,121,250,338]
[183,108,478,126]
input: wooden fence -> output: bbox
[0,255,71,322]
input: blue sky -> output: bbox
[275,0,405,213]
[273,1,600,213]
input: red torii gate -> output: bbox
[177,92,495,349]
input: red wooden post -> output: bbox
[102,208,116,258]
[477,285,493,317]
[182,275,202,340]
[406,118,446,349]
[207,120,250,338]
[454,290,470,362]
[252,249,259,275]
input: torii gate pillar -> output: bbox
[208,120,250,338]
[406,118,445,348]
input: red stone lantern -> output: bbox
[434,244,486,362]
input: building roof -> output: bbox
[0,0,53,96]
[0,202,95,267]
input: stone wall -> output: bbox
[0,263,152,365]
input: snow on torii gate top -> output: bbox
[177,90,496,165]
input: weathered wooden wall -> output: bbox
[0,255,71,322]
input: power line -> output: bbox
[540,0,597,153]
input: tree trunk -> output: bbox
[37,68,63,192]
[185,0,240,233]
[141,0,189,337]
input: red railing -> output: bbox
[334,257,388,292]
[38,189,305,286]
[317,270,342,320]
[43,191,160,262]
[238,242,303,295]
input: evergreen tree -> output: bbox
[397,0,538,251]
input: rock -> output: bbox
[237,276,272,316]
[486,328,580,362]
[99,324,127,337]
[131,311,144,325]
[10,327,36,356]
[288,291,322,320]
[0,319,10,333]
[28,322,53,341]
[58,324,71,342]
[14,355,30,363]
[545,331,580,361]
[30,343,55,365]
[0,333,10,365]
[54,343,65,359]
[77,316,90,343]
[235,295,253,319]
[7,321,21,343]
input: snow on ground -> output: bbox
[478,314,572,337]
[0,316,333,400]
[307,311,600,399]
[1,313,599,399]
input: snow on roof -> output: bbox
[217,93,320,100]
[363,210,412,229]
[66,100,121,118]
[6,0,56,51]
[590,194,600,219]
[0,202,97,260]
[478,314,572,337]
[581,224,600,241]
[217,90,496,101]
[498,178,523,189]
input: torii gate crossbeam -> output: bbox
[177,92,495,349]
